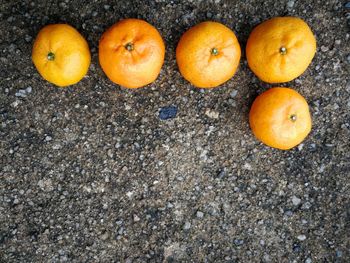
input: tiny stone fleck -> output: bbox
[234,239,244,246]
[320,45,329,52]
[230,89,238,98]
[292,196,301,206]
[205,108,219,119]
[25,35,32,42]
[297,234,307,241]
[183,221,191,230]
[26,86,32,93]
[287,0,295,8]
[196,211,204,218]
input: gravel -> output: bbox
[196,211,204,218]
[1,0,350,262]
[297,234,307,241]
[292,195,302,206]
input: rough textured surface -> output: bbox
[1,0,350,262]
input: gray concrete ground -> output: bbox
[1,0,350,262]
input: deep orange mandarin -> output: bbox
[99,19,165,88]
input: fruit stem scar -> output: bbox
[47,52,55,61]
[290,114,297,122]
[125,42,134,51]
[211,47,219,56]
[280,46,287,55]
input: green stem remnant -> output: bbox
[47,52,55,61]
[211,47,219,56]
[280,46,287,55]
[290,114,297,122]
[125,42,134,52]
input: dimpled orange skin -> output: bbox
[176,21,241,88]
[99,19,165,88]
[249,88,312,150]
[246,17,316,83]
[32,24,91,87]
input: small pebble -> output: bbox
[183,221,191,230]
[15,90,27,97]
[243,163,252,170]
[196,211,204,218]
[25,35,32,42]
[287,0,295,8]
[217,168,226,179]
[292,196,301,206]
[284,210,293,217]
[297,235,307,241]
[230,89,238,98]
[305,258,312,263]
[26,86,32,93]
[298,143,304,151]
[320,45,329,52]
[263,254,271,262]
[133,215,140,222]
[159,106,178,120]
[234,239,244,246]
[100,232,109,240]
[205,108,219,119]
[302,202,312,209]
[293,243,301,253]
[15,87,32,98]
[345,2,350,8]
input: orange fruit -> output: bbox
[249,87,312,150]
[32,24,91,87]
[176,21,241,88]
[246,17,316,83]
[99,19,165,88]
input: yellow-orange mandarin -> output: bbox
[176,21,241,88]
[32,24,91,87]
[246,17,316,83]
[249,87,312,150]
